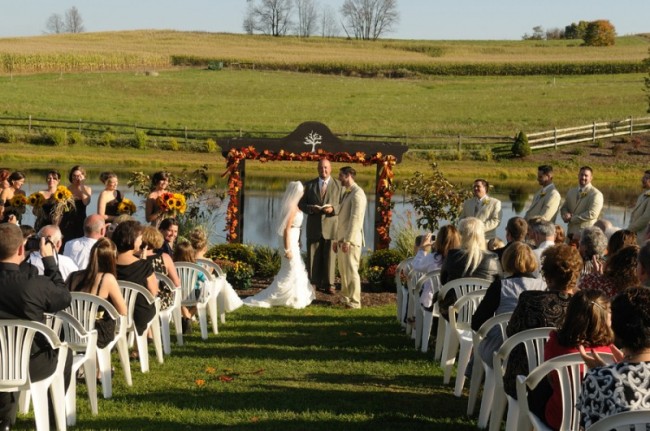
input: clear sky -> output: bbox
[2,0,649,40]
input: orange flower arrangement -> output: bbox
[156,191,187,217]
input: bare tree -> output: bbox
[45,13,65,34]
[64,6,85,33]
[295,0,318,37]
[243,0,293,37]
[340,0,399,40]
[320,4,339,38]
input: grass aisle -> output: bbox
[51,304,475,430]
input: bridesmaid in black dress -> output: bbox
[34,169,61,231]
[97,171,123,223]
[60,165,92,247]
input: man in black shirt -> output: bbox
[0,223,72,430]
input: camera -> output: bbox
[25,235,52,251]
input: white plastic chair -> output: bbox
[175,262,218,340]
[438,277,492,384]
[406,268,424,339]
[414,270,442,355]
[516,352,615,431]
[489,326,554,431]
[197,257,227,325]
[394,257,413,327]
[447,289,487,396]
[155,272,183,354]
[47,311,99,426]
[467,312,513,428]
[0,319,68,431]
[585,411,650,431]
[118,281,164,373]
[67,292,132,399]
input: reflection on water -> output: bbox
[15,172,641,253]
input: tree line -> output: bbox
[522,20,617,46]
[45,6,85,34]
[243,0,399,40]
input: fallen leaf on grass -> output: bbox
[339,331,348,336]
[195,379,206,387]
[205,367,216,374]
[218,375,234,382]
[252,368,265,375]
[250,417,259,423]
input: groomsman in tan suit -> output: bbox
[298,159,342,293]
[627,170,650,245]
[333,166,367,309]
[560,166,604,239]
[459,179,502,239]
[524,165,561,222]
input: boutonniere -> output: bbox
[580,191,588,198]
[483,198,490,204]
[645,190,650,197]
[540,192,547,197]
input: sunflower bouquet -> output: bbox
[8,194,28,215]
[117,198,137,215]
[156,192,187,217]
[27,192,45,208]
[51,185,76,223]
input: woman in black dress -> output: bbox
[60,165,92,247]
[97,171,123,223]
[33,170,61,230]
[113,220,159,338]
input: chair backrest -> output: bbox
[0,320,63,389]
[174,261,214,303]
[117,281,159,329]
[517,352,616,431]
[450,289,487,333]
[69,291,124,337]
[395,257,414,290]
[475,312,513,344]
[155,272,180,311]
[494,326,554,374]
[585,411,650,431]
[196,258,225,278]
[46,311,98,355]
[415,270,441,294]
[439,277,492,301]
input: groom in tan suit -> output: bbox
[298,159,342,293]
[524,165,561,222]
[560,166,604,239]
[627,170,650,245]
[333,166,367,309]
[459,179,502,239]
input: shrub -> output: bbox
[69,131,85,145]
[206,243,256,264]
[101,132,116,147]
[45,128,67,146]
[214,259,254,290]
[205,138,217,153]
[511,131,531,157]
[252,245,281,278]
[0,127,19,143]
[367,248,402,269]
[134,130,148,149]
[169,137,180,151]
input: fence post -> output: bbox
[554,128,557,150]
[629,116,633,136]
[457,134,461,152]
[78,119,82,133]
[28,115,31,133]
[592,121,596,143]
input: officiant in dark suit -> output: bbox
[299,158,342,294]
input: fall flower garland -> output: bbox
[222,146,396,247]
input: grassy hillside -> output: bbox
[0,30,648,75]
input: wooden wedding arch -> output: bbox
[220,121,408,250]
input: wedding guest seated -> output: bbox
[140,226,181,312]
[503,244,581,399]
[105,214,135,240]
[578,287,650,428]
[487,237,505,252]
[530,290,614,430]
[63,214,106,269]
[412,225,460,310]
[113,221,158,344]
[173,240,207,334]
[553,224,565,246]
[27,224,78,281]
[189,227,243,314]
[471,241,546,367]
[529,219,556,269]
[606,228,637,256]
[494,217,527,262]
[439,217,499,320]
[579,245,639,298]
[157,217,178,257]
[578,226,607,276]
[66,238,127,350]
[594,218,620,240]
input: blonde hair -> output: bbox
[458,217,487,274]
[189,227,208,252]
[141,226,164,249]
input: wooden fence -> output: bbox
[528,116,650,151]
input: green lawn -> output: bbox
[18,304,477,430]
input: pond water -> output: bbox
[15,169,642,255]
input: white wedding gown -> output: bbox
[243,211,315,309]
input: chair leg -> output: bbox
[30,382,51,431]
[116,337,133,386]
[414,304,423,349]
[442,325,459,384]
[396,284,403,324]
[421,309,433,353]
[135,333,150,373]
[65,367,78,426]
[197,305,209,340]
[454,339,474,397]
[160,313,172,355]
[217,292,226,324]
[477,367,496,428]
[208,295,219,335]
[489,387,507,431]
[97,348,113,399]
[18,389,30,414]
[400,287,409,328]
[505,397,520,431]
[84,358,98,415]
[151,319,164,364]
[467,354,485,416]
[51,374,67,431]
[434,317,446,362]
[172,306,184,346]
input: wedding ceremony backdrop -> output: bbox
[220,122,409,250]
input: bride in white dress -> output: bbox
[243,181,315,309]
